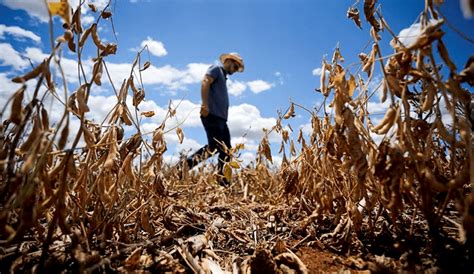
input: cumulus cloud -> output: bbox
[397,19,442,48]
[5,44,209,91]
[0,72,83,147]
[312,68,323,76]
[300,122,312,137]
[247,80,272,94]
[88,0,110,10]
[82,15,95,25]
[227,79,247,96]
[0,37,210,92]
[0,43,29,70]
[228,103,277,142]
[312,67,330,77]
[138,63,209,90]
[240,151,257,167]
[90,59,209,91]
[0,0,109,22]
[21,46,93,85]
[167,99,201,128]
[367,100,390,115]
[0,0,49,22]
[177,63,209,85]
[0,24,41,42]
[397,24,423,48]
[24,47,48,62]
[231,136,258,151]
[173,136,202,153]
[139,36,167,57]
[0,73,23,112]
[228,78,278,97]
[125,99,201,134]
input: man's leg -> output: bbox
[184,115,218,170]
[216,120,232,186]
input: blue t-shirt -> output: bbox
[206,65,229,120]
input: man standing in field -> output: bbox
[181,52,244,186]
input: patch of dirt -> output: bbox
[297,247,348,273]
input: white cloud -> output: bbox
[240,152,257,166]
[24,47,48,63]
[88,0,109,10]
[174,136,202,153]
[227,79,247,96]
[0,42,210,91]
[86,94,120,123]
[140,36,167,57]
[366,100,390,114]
[178,63,209,85]
[77,60,201,91]
[163,154,179,165]
[231,136,258,151]
[139,63,209,90]
[130,99,201,132]
[370,131,385,146]
[397,23,422,48]
[312,67,330,77]
[228,103,277,142]
[22,46,92,86]
[0,0,49,22]
[247,80,272,94]
[0,73,84,147]
[82,15,95,25]
[0,0,108,23]
[271,155,283,168]
[0,24,41,43]
[397,19,441,48]
[275,71,284,85]
[300,122,312,137]
[0,73,24,115]
[0,43,29,70]
[168,99,201,128]
[312,68,322,76]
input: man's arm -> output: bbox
[200,75,214,117]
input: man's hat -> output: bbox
[220,52,244,72]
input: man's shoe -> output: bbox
[218,178,230,187]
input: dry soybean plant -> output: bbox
[271,0,473,269]
[0,0,473,272]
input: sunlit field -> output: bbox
[0,0,473,272]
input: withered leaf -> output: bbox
[363,0,381,32]
[283,103,295,119]
[140,61,151,71]
[141,111,155,117]
[12,60,45,83]
[101,10,112,19]
[88,3,97,12]
[347,6,362,29]
[176,127,184,144]
[348,74,357,97]
[9,86,25,124]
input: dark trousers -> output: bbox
[186,114,231,179]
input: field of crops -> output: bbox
[0,0,473,272]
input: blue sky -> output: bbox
[0,0,473,165]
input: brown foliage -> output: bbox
[0,0,472,272]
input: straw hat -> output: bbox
[220,52,244,72]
